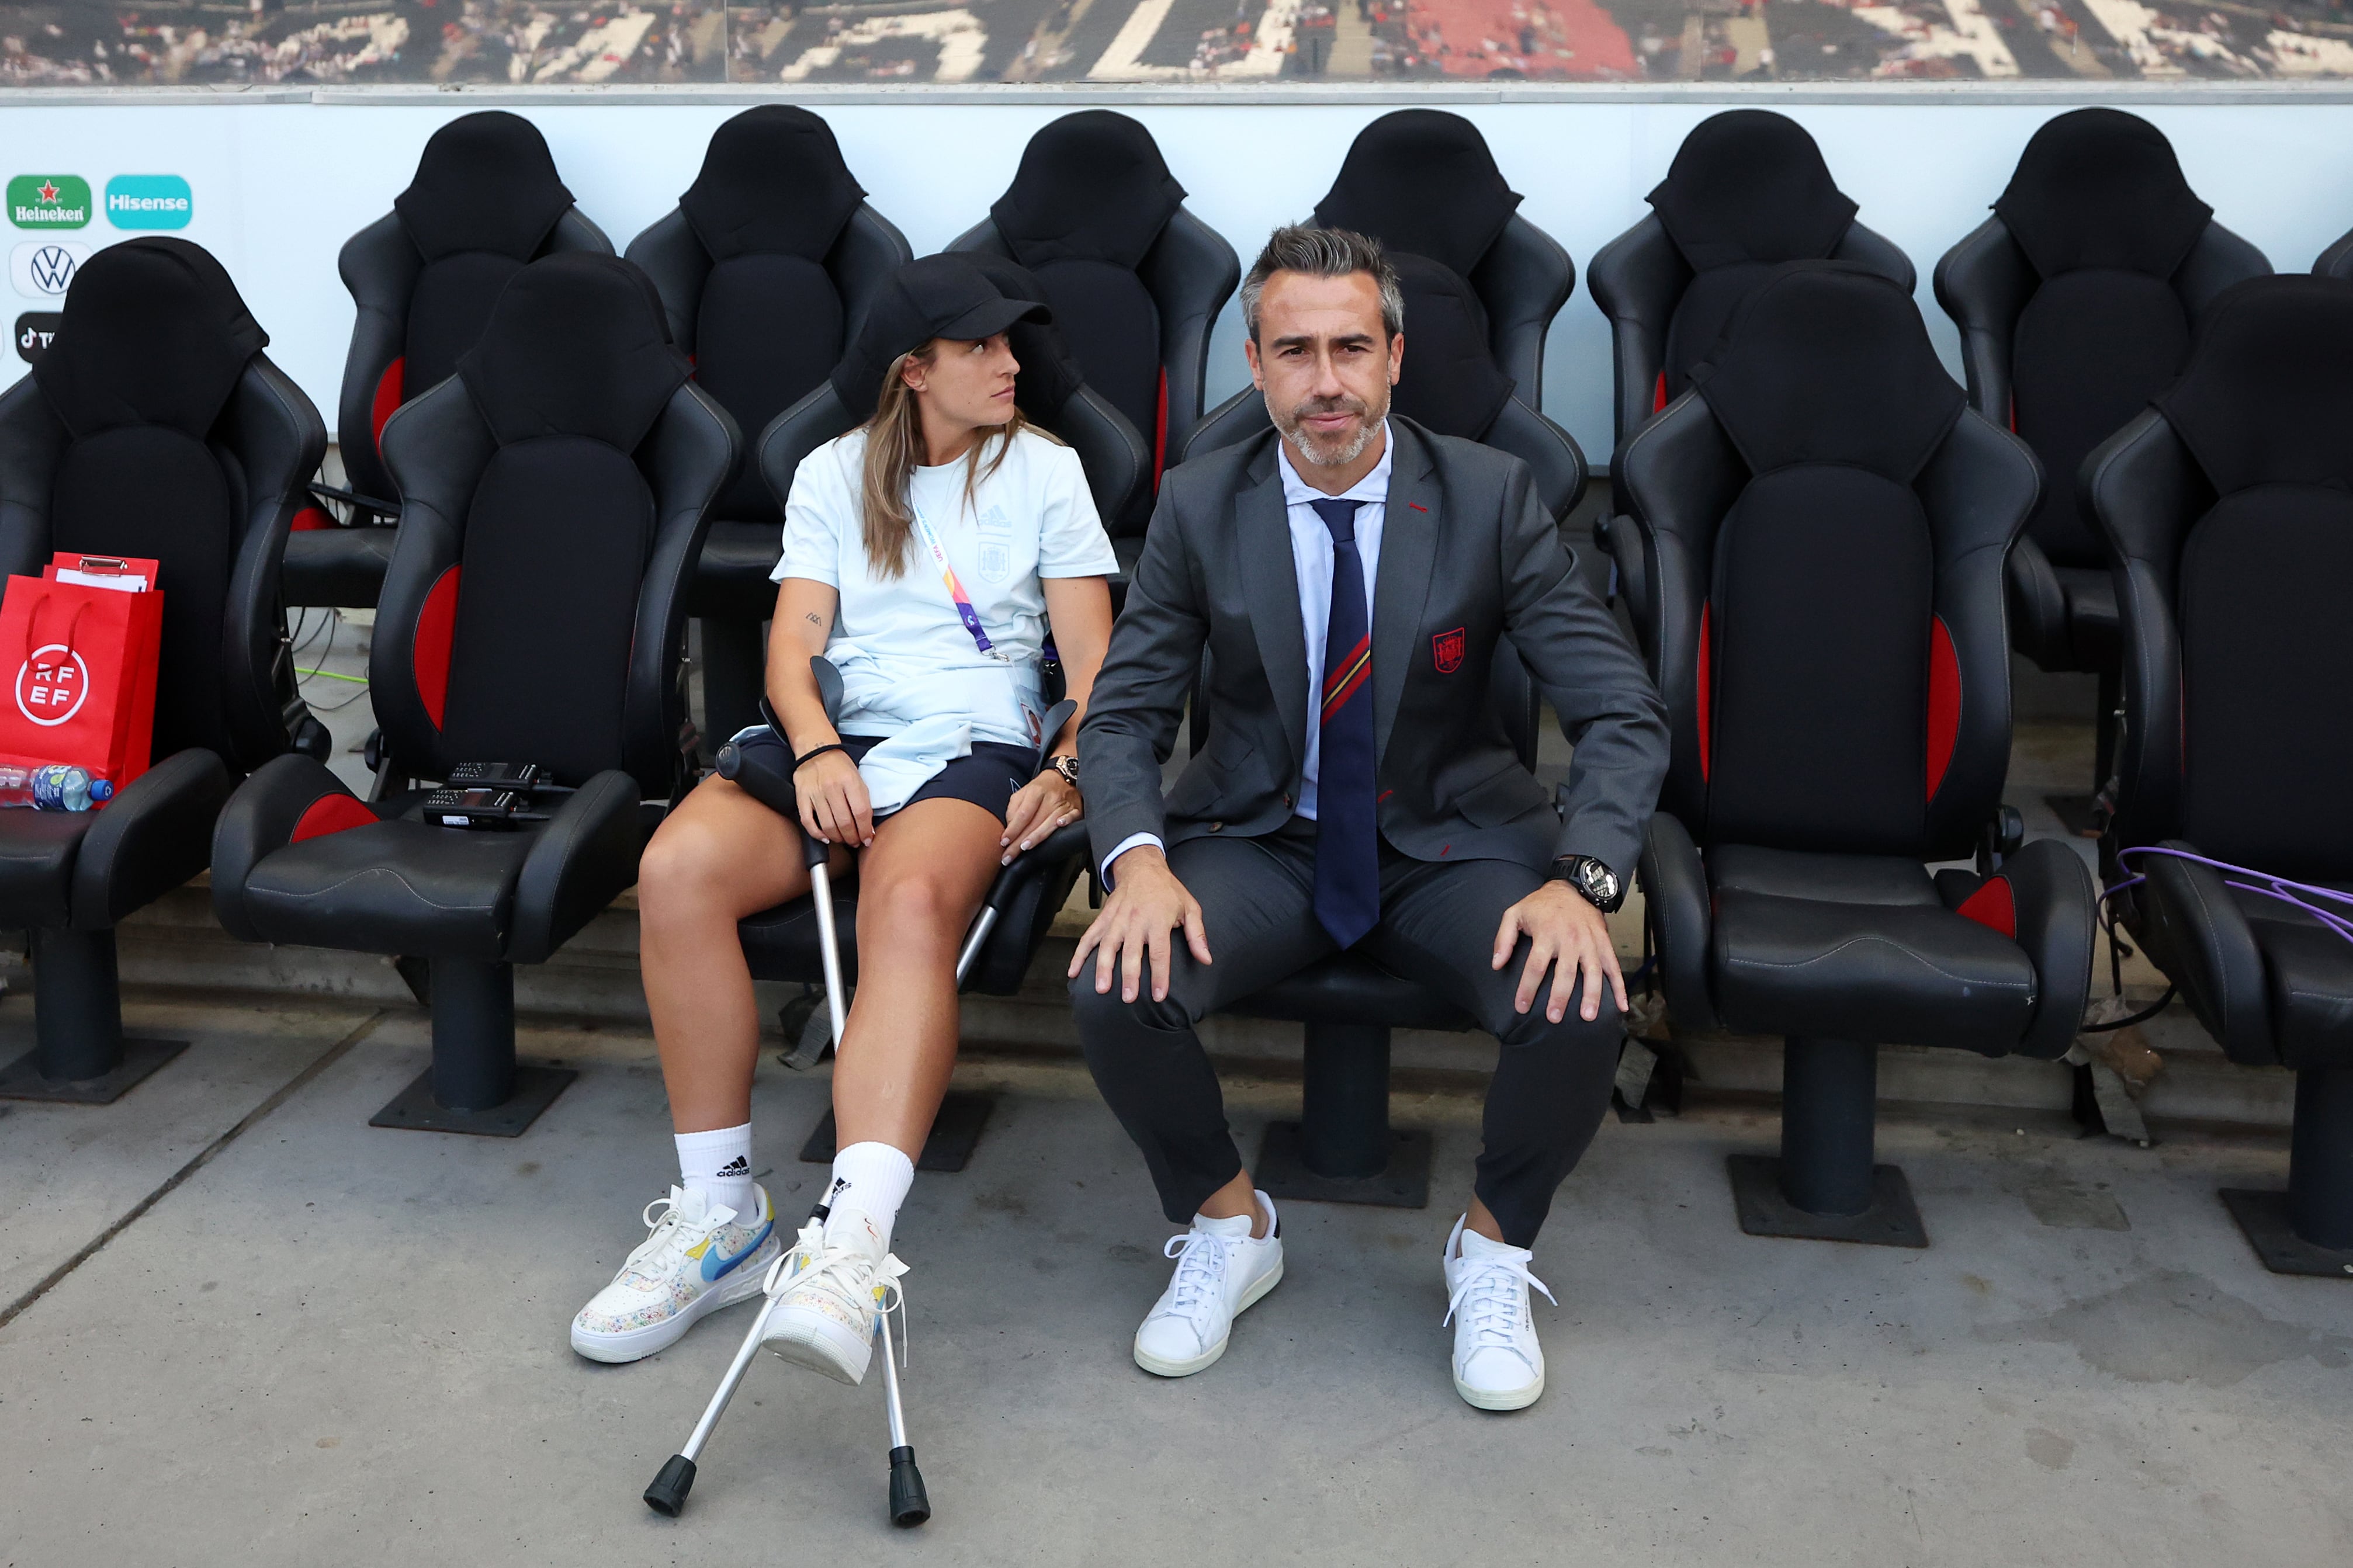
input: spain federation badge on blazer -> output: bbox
[1432,627,1465,675]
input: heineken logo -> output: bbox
[8,175,91,230]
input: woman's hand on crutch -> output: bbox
[1000,768,1080,866]
[795,750,874,849]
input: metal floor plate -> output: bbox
[1729,1154,1929,1247]
[2221,1188,2353,1279]
[1254,1122,1432,1209]
[368,1063,577,1137]
[0,1037,186,1105]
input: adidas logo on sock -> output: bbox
[715,1156,750,1177]
[828,1176,851,1201]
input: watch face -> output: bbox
[1578,859,1620,905]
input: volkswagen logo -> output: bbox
[12,238,93,299]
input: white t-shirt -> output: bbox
[774,425,1117,749]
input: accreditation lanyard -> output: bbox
[908,499,1013,664]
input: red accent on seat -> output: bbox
[2007,396,2016,434]
[290,505,334,532]
[1926,616,1960,798]
[291,793,377,844]
[370,357,406,452]
[414,565,460,729]
[1152,367,1168,491]
[1696,601,1713,782]
[1957,876,2016,939]
[1653,370,1668,414]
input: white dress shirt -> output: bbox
[1104,423,1394,878]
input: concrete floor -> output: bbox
[3,996,2349,1566]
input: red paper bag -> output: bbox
[0,567,165,792]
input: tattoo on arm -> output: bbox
[803,613,823,630]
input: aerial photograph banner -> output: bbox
[2,0,2349,85]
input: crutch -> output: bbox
[642,1185,928,1524]
[653,667,1075,1521]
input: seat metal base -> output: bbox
[800,1090,994,1173]
[2044,793,2101,839]
[369,1062,577,1137]
[0,1036,185,1105]
[1728,1153,1928,1247]
[1254,1121,1432,1209]
[2220,1188,2353,1279]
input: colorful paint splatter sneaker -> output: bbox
[570,1185,778,1364]
[757,1215,907,1386]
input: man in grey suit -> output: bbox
[1067,226,1668,1411]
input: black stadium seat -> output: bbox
[212,255,736,1136]
[756,253,1149,558]
[1185,109,1586,523]
[288,112,612,611]
[2088,275,2353,1278]
[0,239,325,1104]
[2317,226,2353,279]
[1935,109,2268,827]
[628,106,913,747]
[733,256,1141,1031]
[951,109,1239,544]
[1589,109,1914,452]
[1617,265,2095,1247]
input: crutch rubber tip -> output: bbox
[888,1445,931,1527]
[644,1455,696,1517]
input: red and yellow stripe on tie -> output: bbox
[1322,634,1372,721]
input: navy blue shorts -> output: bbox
[726,727,1038,824]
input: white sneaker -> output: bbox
[1133,1191,1284,1378]
[571,1185,779,1364]
[757,1215,908,1386]
[1441,1215,1554,1411]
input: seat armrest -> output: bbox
[965,819,1092,995]
[210,753,365,942]
[1600,514,1654,655]
[507,769,644,965]
[1983,838,2096,1060]
[70,748,233,931]
[2137,838,2276,1065]
[1637,811,1718,1033]
[2004,534,2071,672]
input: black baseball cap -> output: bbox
[858,254,1048,363]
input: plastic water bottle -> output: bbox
[0,764,113,810]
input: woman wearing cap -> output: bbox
[571,256,1117,1376]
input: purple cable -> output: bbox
[2107,847,2353,947]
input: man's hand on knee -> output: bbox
[1492,883,1627,1025]
[1070,845,1211,1004]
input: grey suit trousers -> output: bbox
[1070,820,1621,1246]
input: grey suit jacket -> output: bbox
[1081,417,1668,880]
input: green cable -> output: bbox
[296,668,368,685]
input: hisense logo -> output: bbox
[7,176,91,231]
[105,175,192,231]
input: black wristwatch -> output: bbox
[1548,854,1624,914]
[1046,754,1080,788]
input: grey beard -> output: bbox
[1273,391,1387,469]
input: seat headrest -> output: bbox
[1387,252,1513,440]
[1692,262,1963,483]
[1646,110,1858,272]
[2156,275,2353,497]
[455,254,688,450]
[680,105,866,263]
[989,110,1185,271]
[33,236,267,440]
[1992,108,2212,280]
[829,254,1081,427]
[394,111,575,263]
[1312,109,1522,280]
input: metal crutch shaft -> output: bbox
[876,1312,930,1526]
[643,1289,792,1517]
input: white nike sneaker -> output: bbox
[1132,1191,1284,1378]
[757,1213,907,1386]
[571,1185,779,1364]
[1441,1215,1555,1411]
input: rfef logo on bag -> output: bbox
[17,643,88,726]
[14,311,61,364]
[12,241,92,299]
[8,176,91,230]
[105,175,192,230]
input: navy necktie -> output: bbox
[1310,497,1380,948]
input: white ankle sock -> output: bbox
[675,1123,756,1222]
[823,1141,915,1257]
